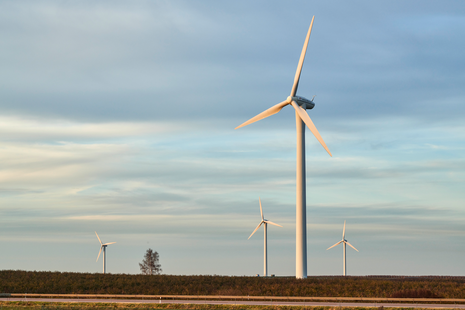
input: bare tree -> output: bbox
[139,248,162,275]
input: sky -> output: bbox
[0,0,464,277]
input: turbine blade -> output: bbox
[264,220,282,228]
[290,16,315,97]
[103,242,116,246]
[248,221,264,239]
[95,231,102,245]
[259,197,264,220]
[346,241,359,252]
[343,220,346,239]
[290,101,332,156]
[96,246,102,262]
[326,240,343,250]
[235,100,289,129]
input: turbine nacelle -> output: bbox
[293,96,315,110]
[285,96,315,110]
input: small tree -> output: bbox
[139,248,162,275]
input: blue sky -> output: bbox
[0,0,464,276]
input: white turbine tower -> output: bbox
[326,221,358,276]
[236,16,331,279]
[248,197,282,277]
[95,231,116,274]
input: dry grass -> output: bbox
[0,301,447,310]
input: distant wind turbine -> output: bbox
[326,221,358,276]
[248,197,282,277]
[235,16,332,279]
[95,231,116,274]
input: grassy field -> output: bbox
[2,270,465,298]
[0,301,458,310]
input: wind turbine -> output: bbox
[235,16,331,279]
[248,197,282,277]
[326,221,358,276]
[95,231,116,274]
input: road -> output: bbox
[3,297,465,308]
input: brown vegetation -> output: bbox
[390,289,442,298]
[1,270,464,298]
[0,301,414,310]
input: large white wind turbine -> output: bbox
[326,221,358,276]
[95,231,116,274]
[236,16,331,279]
[248,197,282,277]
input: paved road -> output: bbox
[3,298,465,309]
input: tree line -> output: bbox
[1,270,465,298]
